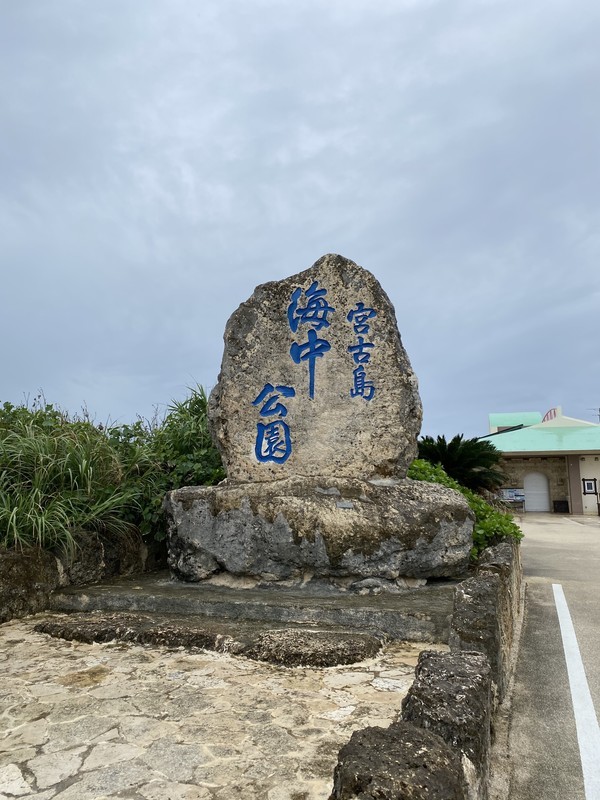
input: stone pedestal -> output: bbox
[166,476,473,585]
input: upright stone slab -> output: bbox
[166,254,474,585]
[209,253,421,482]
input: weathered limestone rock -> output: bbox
[243,628,381,667]
[329,722,468,799]
[167,476,473,582]
[59,531,106,585]
[167,254,474,583]
[477,540,522,608]
[58,530,146,586]
[100,529,147,579]
[0,547,62,624]
[477,539,522,694]
[35,611,382,667]
[449,575,504,703]
[0,533,147,624]
[401,651,492,800]
[209,253,422,482]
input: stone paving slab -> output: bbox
[0,615,446,799]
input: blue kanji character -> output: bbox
[252,383,296,417]
[255,420,292,463]
[287,281,335,332]
[350,365,375,401]
[348,336,375,365]
[347,303,377,335]
[290,328,331,399]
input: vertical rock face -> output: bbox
[401,651,492,799]
[0,548,62,624]
[209,253,422,483]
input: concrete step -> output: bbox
[49,570,457,643]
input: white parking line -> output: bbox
[553,584,600,800]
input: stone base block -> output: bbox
[166,476,474,584]
[329,722,468,799]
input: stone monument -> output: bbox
[166,254,473,588]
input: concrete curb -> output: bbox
[329,538,523,800]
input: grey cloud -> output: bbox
[1,0,599,436]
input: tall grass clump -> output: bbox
[0,386,225,553]
[407,458,522,558]
[0,400,140,555]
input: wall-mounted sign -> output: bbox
[500,488,525,502]
[582,478,598,495]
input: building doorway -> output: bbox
[524,472,550,512]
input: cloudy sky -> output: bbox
[1,0,599,437]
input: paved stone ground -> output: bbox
[0,614,444,800]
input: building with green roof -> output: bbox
[480,408,600,515]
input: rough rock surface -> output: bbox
[329,721,467,799]
[209,253,422,483]
[49,570,457,643]
[477,539,522,700]
[477,539,522,616]
[244,628,381,667]
[167,476,474,582]
[0,548,62,624]
[60,532,106,585]
[401,650,492,799]
[35,611,383,668]
[59,530,146,585]
[1,531,147,625]
[100,529,148,579]
[449,575,504,702]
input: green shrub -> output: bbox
[407,458,522,558]
[0,401,138,555]
[0,386,225,552]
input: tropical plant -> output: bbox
[0,386,225,553]
[407,458,522,557]
[0,401,139,555]
[417,434,505,493]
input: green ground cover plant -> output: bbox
[407,458,523,557]
[107,386,225,541]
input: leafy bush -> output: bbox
[417,434,505,492]
[407,458,522,557]
[0,387,225,552]
[0,401,139,554]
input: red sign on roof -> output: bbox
[542,408,558,422]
